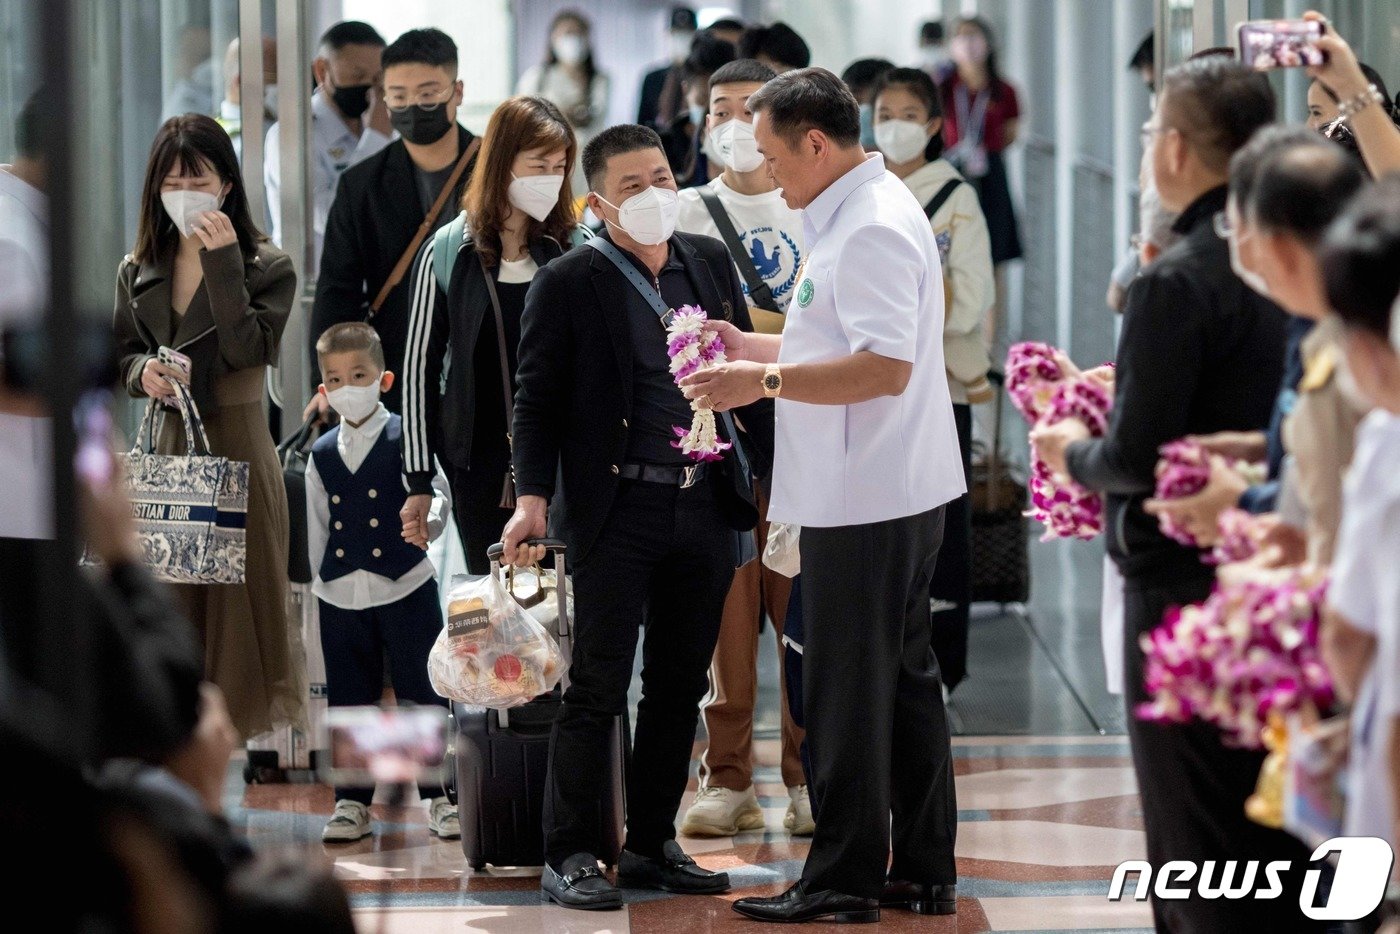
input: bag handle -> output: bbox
[479,254,518,511]
[368,136,482,318]
[167,379,213,457]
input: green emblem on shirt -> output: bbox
[797,277,814,308]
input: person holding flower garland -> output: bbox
[683,67,966,924]
[501,123,773,911]
[1033,57,1321,933]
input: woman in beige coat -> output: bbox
[114,113,303,740]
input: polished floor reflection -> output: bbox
[232,535,1151,932]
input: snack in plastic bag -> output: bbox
[428,570,564,708]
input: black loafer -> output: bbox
[617,839,730,894]
[541,853,623,911]
[881,880,957,915]
[733,882,879,923]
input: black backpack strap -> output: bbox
[697,186,781,313]
[923,179,965,220]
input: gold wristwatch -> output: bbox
[762,364,783,398]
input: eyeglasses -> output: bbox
[1139,122,1169,149]
[383,85,454,113]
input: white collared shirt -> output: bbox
[768,153,965,528]
[264,91,391,271]
[0,167,52,540]
[305,403,451,610]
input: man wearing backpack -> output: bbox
[673,58,814,839]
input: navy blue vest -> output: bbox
[312,415,426,582]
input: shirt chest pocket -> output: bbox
[793,261,832,313]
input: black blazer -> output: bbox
[310,126,477,411]
[1066,186,1288,583]
[401,228,568,494]
[512,231,775,562]
[114,241,295,415]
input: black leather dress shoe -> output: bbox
[732,882,879,924]
[617,840,731,894]
[541,853,623,910]
[881,880,957,915]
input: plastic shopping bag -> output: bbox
[428,570,564,708]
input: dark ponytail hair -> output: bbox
[133,114,265,265]
[873,66,945,160]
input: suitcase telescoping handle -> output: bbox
[486,538,572,694]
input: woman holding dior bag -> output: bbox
[113,113,301,741]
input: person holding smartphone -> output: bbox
[113,113,301,742]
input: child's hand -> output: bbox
[400,494,432,550]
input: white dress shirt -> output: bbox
[305,403,451,610]
[264,91,391,271]
[768,153,964,528]
[0,167,53,539]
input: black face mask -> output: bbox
[390,104,453,146]
[330,83,371,118]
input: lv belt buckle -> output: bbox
[680,464,700,489]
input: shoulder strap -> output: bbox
[696,187,780,313]
[432,211,469,294]
[369,135,482,318]
[583,237,752,480]
[479,255,517,508]
[923,179,964,221]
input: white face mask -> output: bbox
[875,119,931,164]
[508,172,564,222]
[326,383,382,423]
[1228,230,1272,298]
[670,31,695,63]
[702,128,723,166]
[161,189,224,238]
[553,34,587,66]
[263,84,279,118]
[711,118,764,173]
[596,186,679,246]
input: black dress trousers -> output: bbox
[797,504,956,899]
[1122,570,1324,934]
[542,478,734,867]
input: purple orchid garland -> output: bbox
[1136,567,1333,749]
[666,305,733,463]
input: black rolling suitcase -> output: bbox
[452,539,628,871]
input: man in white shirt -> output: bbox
[0,91,53,541]
[264,22,392,271]
[682,68,963,924]
[673,57,814,841]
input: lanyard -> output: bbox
[585,236,752,481]
[954,81,991,150]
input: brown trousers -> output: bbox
[697,502,806,790]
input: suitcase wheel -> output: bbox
[468,858,487,872]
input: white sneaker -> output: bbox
[428,796,460,839]
[322,799,372,843]
[679,785,766,837]
[784,785,815,836]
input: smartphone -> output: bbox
[320,705,449,788]
[1237,19,1327,71]
[157,346,192,378]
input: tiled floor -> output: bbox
[230,533,1157,932]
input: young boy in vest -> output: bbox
[307,322,457,843]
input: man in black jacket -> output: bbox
[309,28,478,414]
[1035,57,1321,934]
[502,124,773,911]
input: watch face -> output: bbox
[764,373,781,391]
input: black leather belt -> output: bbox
[619,462,708,489]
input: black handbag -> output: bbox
[278,418,319,584]
[970,371,1030,604]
